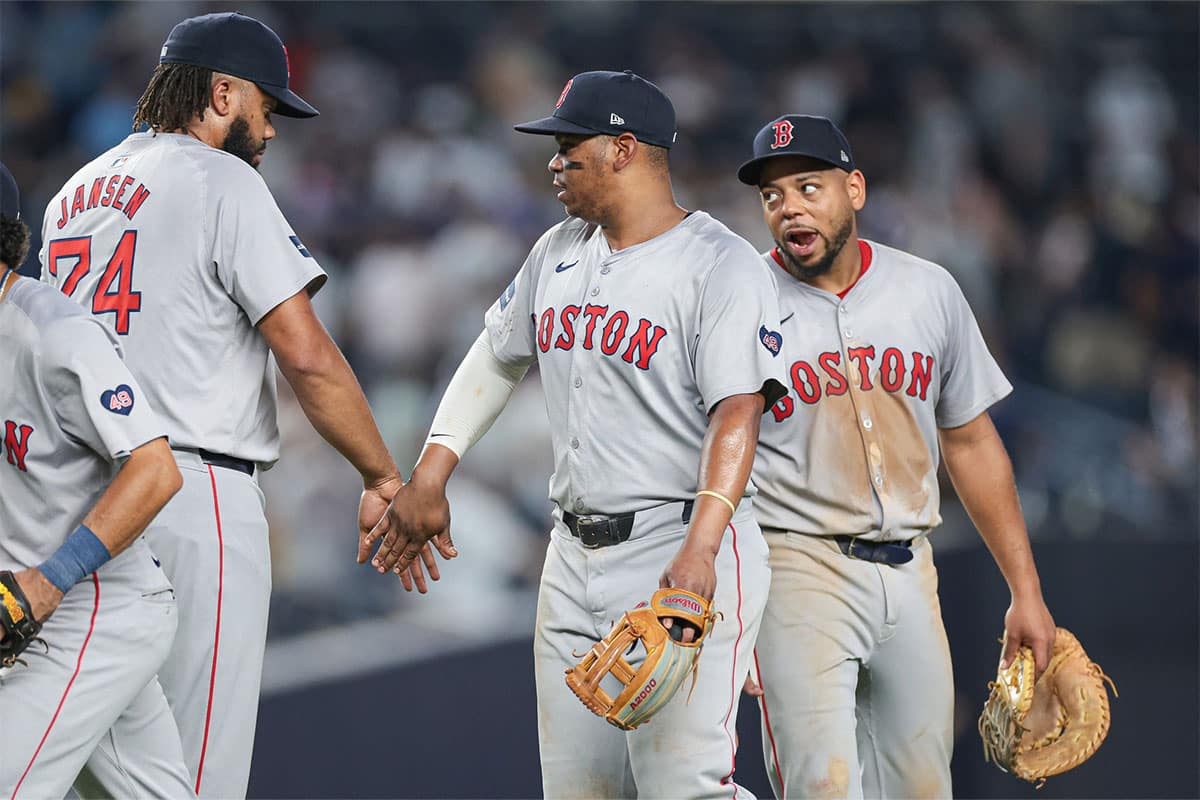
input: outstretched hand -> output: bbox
[357,475,456,593]
[359,473,458,581]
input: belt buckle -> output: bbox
[845,538,870,561]
[575,516,611,549]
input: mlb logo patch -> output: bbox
[759,325,783,357]
[289,235,312,258]
[498,279,517,310]
[109,155,130,168]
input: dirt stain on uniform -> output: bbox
[805,392,877,533]
[807,756,851,799]
[865,384,936,523]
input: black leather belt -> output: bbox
[173,447,255,476]
[834,535,914,565]
[563,500,694,549]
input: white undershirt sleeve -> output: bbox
[424,329,531,459]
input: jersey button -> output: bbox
[574,377,582,388]
[843,329,853,338]
[862,416,873,429]
[839,306,847,314]
[570,437,580,449]
[574,500,585,511]
[600,266,611,275]
[590,287,600,297]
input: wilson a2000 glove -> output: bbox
[566,587,718,730]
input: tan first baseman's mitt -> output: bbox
[978,627,1117,786]
[566,587,718,731]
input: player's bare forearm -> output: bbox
[662,392,765,601]
[259,291,398,487]
[22,438,184,622]
[82,437,183,557]
[940,412,1056,671]
[939,412,1040,596]
[410,442,461,488]
[688,392,766,552]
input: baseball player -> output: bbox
[39,14,444,798]
[736,115,1057,799]
[0,162,193,798]
[362,70,788,797]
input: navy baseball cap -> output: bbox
[515,70,677,149]
[0,162,19,220]
[159,12,318,118]
[737,115,854,185]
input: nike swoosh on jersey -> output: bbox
[554,261,578,273]
[781,312,796,323]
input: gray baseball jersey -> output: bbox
[482,211,786,797]
[483,211,788,515]
[0,275,192,799]
[0,277,163,568]
[750,238,1011,799]
[40,131,326,466]
[40,131,324,798]
[753,239,1012,540]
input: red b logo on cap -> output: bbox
[770,119,794,150]
[556,78,574,109]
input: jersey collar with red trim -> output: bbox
[769,239,873,299]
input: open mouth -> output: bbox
[784,228,820,259]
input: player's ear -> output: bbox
[846,169,867,212]
[611,133,639,172]
[209,73,238,118]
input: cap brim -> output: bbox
[513,115,599,137]
[259,84,319,118]
[737,152,844,186]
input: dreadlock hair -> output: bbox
[132,63,213,132]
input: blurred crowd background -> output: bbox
[3,2,1197,796]
[3,0,1197,695]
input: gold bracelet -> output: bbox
[696,490,737,516]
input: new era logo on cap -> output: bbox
[514,70,677,150]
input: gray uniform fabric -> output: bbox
[0,277,192,799]
[750,240,1012,799]
[480,211,787,797]
[40,131,325,799]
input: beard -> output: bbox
[776,212,854,282]
[221,116,265,169]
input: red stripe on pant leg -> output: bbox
[195,465,225,794]
[719,523,745,799]
[12,573,101,800]
[754,649,786,796]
